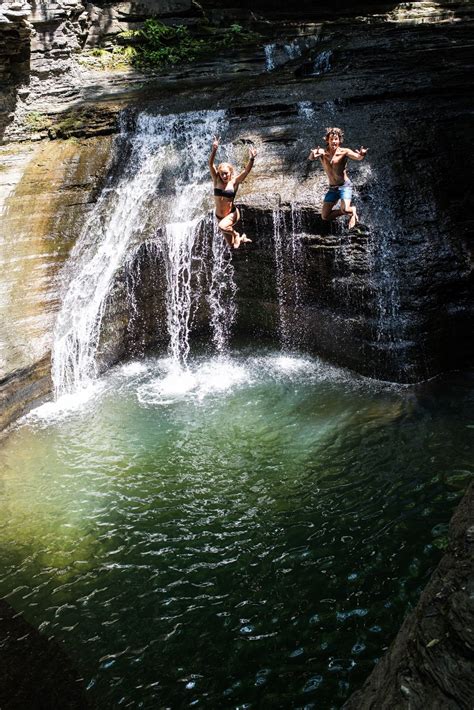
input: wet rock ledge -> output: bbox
[344,481,474,710]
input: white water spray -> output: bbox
[209,220,237,353]
[160,220,198,364]
[272,206,305,350]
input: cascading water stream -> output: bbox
[209,220,237,354]
[52,109,234,396]
[160,220,198,364]
[359,163,402,344]
[272,205,306,350]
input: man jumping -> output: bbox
[308,127,367,230]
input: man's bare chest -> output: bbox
[323,152,346,169]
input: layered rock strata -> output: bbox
[0,136,113,427]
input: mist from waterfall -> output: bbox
[52,109,233,397]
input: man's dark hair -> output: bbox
[325,127,344,143]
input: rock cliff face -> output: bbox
[0,0,204,141]
[0,136,113,428]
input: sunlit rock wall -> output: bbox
[0,137,113,427]
[0,0,199,141]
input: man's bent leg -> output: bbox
[340,199,358,229]
[322,201,344,222]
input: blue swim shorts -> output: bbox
[323,181,353,204]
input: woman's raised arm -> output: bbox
[209,135,219,180]
[235,147,257,184]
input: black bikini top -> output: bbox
[214,186,237,200]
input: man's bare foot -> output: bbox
[233,233,241,249]
[240,234,252,244]
[348,208,359,230]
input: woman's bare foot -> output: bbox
[348,208,359,230]
[232,232,241,249]
[240,234,252,244]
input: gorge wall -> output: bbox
[1,3,473,421]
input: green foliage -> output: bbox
[222,23,260,45]
[129,19,207,67]
[78,45,136,69]
[113,18,261,70]
[24,111,52,132]
[80,19,262,71]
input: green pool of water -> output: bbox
[0,349,472,708]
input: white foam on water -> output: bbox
[119,361,149,377]
[24,380,106,424]
[136,357,251,406]
[272,355,313,373]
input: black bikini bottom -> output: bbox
[215,205,237,220]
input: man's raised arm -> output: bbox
[344,147,368,161]
[308,146,325,161]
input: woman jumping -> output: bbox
[209,136,256,249]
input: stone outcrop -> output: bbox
[343,481,474,710]
[0,0,202,141]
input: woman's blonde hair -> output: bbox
[217,162,235,178]
[324,127,344,143]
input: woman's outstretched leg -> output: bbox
[218,209,251,249]
[218,213,240,247]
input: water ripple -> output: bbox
[0,353,472,707]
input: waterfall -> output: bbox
[264,44,277,71]
[272,206,305,350]
[298,101,315,121]
[52,109,231,396]
[264,32,321,72]
[160,220,199,364]
[358,163,402,345]
[209,220,237,354]
[312,49,332,75]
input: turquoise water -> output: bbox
[0,349,472,708]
